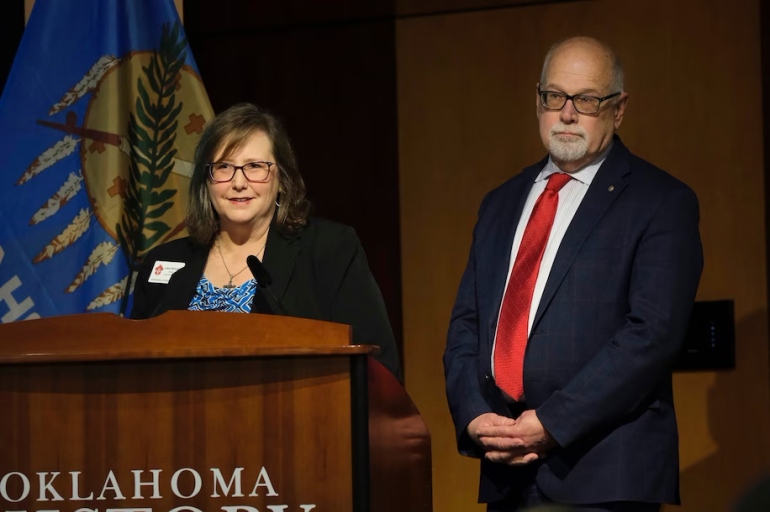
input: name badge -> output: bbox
[147,260,186,284]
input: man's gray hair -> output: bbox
[540,36,624,94]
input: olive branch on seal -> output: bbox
[117,22,187,313]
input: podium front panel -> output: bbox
[0,356,355,512]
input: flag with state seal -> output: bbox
[0,0,214,322]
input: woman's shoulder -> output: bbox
[289,217,361,261]
[300,216,357,240]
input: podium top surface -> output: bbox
[0,310,373,364]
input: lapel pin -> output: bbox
[608,185,615,192]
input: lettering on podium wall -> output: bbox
[0,466,317,512]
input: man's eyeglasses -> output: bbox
[206,161,275,183]
[538,86,621,115]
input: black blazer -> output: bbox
[131,216,402,381]
[445,138,703,504]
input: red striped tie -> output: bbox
[494,172,572,400]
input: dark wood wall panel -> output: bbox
[395,0,576,16]
[184,0,393,30]
[184,1,403,359]
[762,0,770,389]
[0,0,24,95]
[397,0,769,510]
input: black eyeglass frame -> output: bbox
[537,86,622,114]
[206,161,275,183]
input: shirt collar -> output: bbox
[537,140,614,186]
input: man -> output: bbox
[444,36,703,511]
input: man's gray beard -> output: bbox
[548,133,589,162]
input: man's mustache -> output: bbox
[550,124,586,138]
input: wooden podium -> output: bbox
[0,311,432,512]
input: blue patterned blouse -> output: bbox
[188,275,257,313]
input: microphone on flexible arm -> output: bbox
[246,255,288,316]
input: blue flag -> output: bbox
[0,0,214,321]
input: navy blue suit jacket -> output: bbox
[444,138,703,505]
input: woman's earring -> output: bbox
[275,193,281,208]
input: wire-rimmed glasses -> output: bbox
[538,86,621,115]
[206,161,275,183]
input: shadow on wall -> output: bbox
[675,308,770,511]
[733,473,770,512]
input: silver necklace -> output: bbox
[215,239,266,289]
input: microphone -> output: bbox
[246,255,288,316]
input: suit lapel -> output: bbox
[151,242,209,316]
[262,223,302,300]
[531,140,632,330]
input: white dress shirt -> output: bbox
[491,145,611,384]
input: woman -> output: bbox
[130,103,401,380]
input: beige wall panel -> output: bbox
[397,0,768,510]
